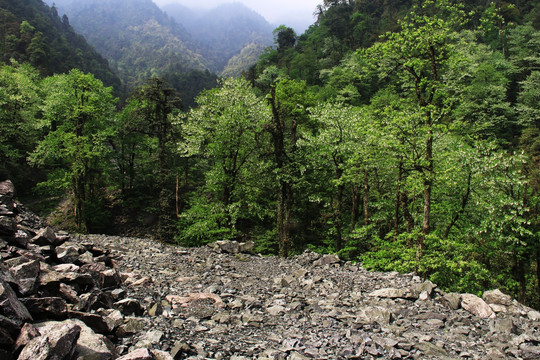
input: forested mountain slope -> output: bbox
[47,0,209,92]
[3,0,540,311]
[0,0,120,89]
[162,2,273,75]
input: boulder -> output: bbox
[483,289,513,306]
[117,348,157,360]
[0,180,15,198]
[30,227,58,246]
[313,254,340,266]
[13,323,41,353]
[0,278,32,325]
[461,293,496,319]
[55,242,83,263]
[356,306,392,325]
[21,297,67,320]
[0,216,16,235]
[115,298,145,316]
[10,259,40,296]
[35,319,116,360]
[17,334,50,360]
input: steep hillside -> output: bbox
[162,2,273,74]
[47,0,208,90]
[0,0,120,90]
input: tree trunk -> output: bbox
[363,167,370,225]
[394,160,403,240]
[350,182,360,233]
[335,181,344,251]
[268,87,290,257]
[443,170,472,239]
[419,115,434,258]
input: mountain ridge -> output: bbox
[45,0,274,89]
[0,0,121,90]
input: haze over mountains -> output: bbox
[45,0,275,97]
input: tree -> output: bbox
[273,25,297,53]
[0,61,41,189]
[29,69,116,231]
[178,77,270,245]
[125,78,182,241]
[364,0,467,256]
[265,77,316,256]
[302,102,362,251]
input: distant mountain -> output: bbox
[46,0,208,90]
[162,2,274,74]
[0,0,121,90]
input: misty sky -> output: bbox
[155,0,323,32]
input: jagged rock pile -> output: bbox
[0,180,172,360]
[78,235,540,360]
[2,177,540,359]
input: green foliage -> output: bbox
[178,77,270,245]
[29,69,117,231]
[0,61,41,189]
[2,0,540,310]
[0,0,121,90]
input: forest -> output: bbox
[1,0,540,308]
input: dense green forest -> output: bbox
[2,0,540,308]
[0,0,120,88]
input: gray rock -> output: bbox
[0,314,21,339]
[55,242,82,263]
[369,287,406,299]
[356,306,392,325]
[30,227,58,246]
[13,323,41,353]
[442,292,461,310]
[313,254,340,266]
[213,240,240,254]
[489,318,515,334]
[134,330,164,349]
[115,298,145,316]
[10,259,40,296]
[116,317,148,337]
[0,278,32,324]
[0,216,16,235]
[45,322,81,360]
[20,297,67,320]
[483,289,513,306]
[414,342,448,357]
[69,310,111,334]
[0,180,15,199]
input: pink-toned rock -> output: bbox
[13,323,41,353]
[117,347,156,360]
[166,292,225,309]
[17,334,50,360]
[461,293,496,319]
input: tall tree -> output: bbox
[266,78,315,256]
[29,69,116,231]
[364,0,467,256]
[178,78,270,245]
[127,78,181,241]
[0,61,41,189]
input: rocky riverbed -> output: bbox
[2,179,540,359]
